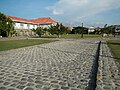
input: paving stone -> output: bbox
[35,84,43,88]
[26,82,34,86]
[59,82,67,86]
[3,82,10,85]
[8,88,16,90]
[103,86,112,90]
[70,88,79,90]
[61,86,69,90]
[115,87,120,90]
[52,89,61,90]
[12,80,19,83]
[96,41,120,90]
[1,38,114,90]
[10,83,18,87]
[0,80,3,83]
[16,85,26,89]
[0,86,7,90]
[42,86,50,90]
[35,81,43,84]
[24,87,34,90]
[51,84,59,89]
[19,81,27,85]
[21,78,27,81]
[51,80,58,83]
[27,79,34,82]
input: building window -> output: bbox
[27,24,30,27]
[27,24,30,29]
[20,23,24,26]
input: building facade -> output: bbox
[7,16,58,36]
[110,25,120,34]
[88,27,95,34]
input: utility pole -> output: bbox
[113,27,116,37]
[81,23,83,38]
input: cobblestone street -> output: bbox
[0,39,119,90]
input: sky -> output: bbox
[0,0,120,27]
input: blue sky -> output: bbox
[0,0,57,19]
[0,0,120,27]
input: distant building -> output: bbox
[7,16,58,36]
[110,25,120,34]
[88,27,95,34]
[65,26,73,31]
[30,18,58,29]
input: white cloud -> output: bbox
[48,0,120,26]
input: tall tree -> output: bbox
[101,25,116,37]
[48,23,70,38]
[32,27,45,37]
[111,27,116,37]
[0,12,15,37]
[72,26,86,34]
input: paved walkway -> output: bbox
[0,38,119,90]
[96,41,120,90]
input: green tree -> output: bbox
[48,23,70,38]
[32,27,45,37]
[43,28,48,36]
[101,26,113,37]
[101,27,109,34]
[72,26,86,36]
[0,12,15,37]
[111,27,116,37]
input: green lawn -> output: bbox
[107,40,120,64]
[42,34,101,39]
[62,34,101,39]
[0,39,57,51]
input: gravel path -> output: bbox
[0,38,119,90]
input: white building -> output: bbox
[88,27,95,34]
[7,16,58,36]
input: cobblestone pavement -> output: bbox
[0,39,119,90]
[96,41,120,90]
[0,39,99,90]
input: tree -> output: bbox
[95,27,101,34]
[72,26,87,35]
[0,12,7,37]
[0,12,15,37]
[111,27,116,37]
[43,28,48,36]
[101,26,114,37]
[6,18,15,37]
[32,27,45,37]
[48,23,70,38]
[101,27,111,34]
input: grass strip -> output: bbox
[42,34,101,39]
[0,39,57,51]
[107,40,120,64]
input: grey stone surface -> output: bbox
[0,38,119,90]
[96,41,120,90]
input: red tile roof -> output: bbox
[65,26,72,28]
[30,18,58,24]
[7,16,58,24]
[6,16,34,24]
[65,26,73,29]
